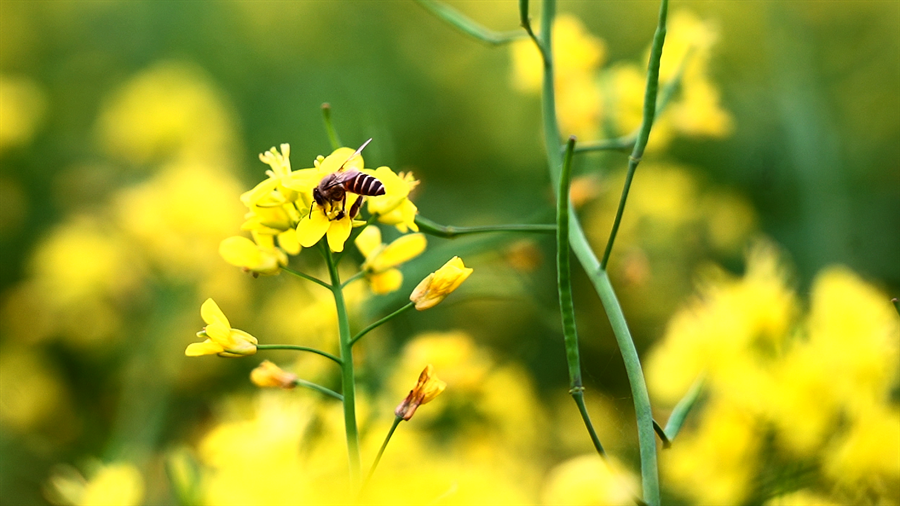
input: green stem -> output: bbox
[570,48,689,156]
[321,103,342,150]
[323,245,361,485]
[415,0,526,45]
[341,270,367,289]
[351,302,415,346]
[652,419,671,449]
[294,378,344,402]
[282,265,332,290]
[519,0,549,62]
[557,136,607,458]
[256,344,342,365]
[664,375,704,442]
[363,416,403,488]
[600,0,668,270]
[892,298,899,316]
[537,0,661,503]
[415,215,555,238]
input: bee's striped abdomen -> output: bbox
[346,173,386,197]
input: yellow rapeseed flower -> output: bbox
[410,256,473,310]
[366,168,420,232]
[394,364,446,421]
[219,234,287,276]
[185,298,258,357]
[355,226,426,294]
[47,462,144,506]
[250,360,298,389]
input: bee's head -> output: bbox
[312,187,324,206]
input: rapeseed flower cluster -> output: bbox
[646,243,900,504]
[223,141,420,273]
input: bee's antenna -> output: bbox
[338,138,373,171]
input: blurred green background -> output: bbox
[1,1,897,505]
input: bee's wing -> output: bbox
[337,138,373,172]
[322,169,358,190]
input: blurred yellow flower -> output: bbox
[355,226,426,294]
[394,364,446,421]
[511,14,606,139]
[219,234,288,276]
[251,360,298,389]
[47,462,144,506]
[540,455,639,506]
[647,243,900,504]
[0,74,46,153]
[410,256,473,310]
[186,298,258,357]
[510,14,606,93]
[95,61,239,166]
[113,162,246,281]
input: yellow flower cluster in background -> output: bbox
[646,243,900,504]
[184,331,640,505]
[511,10,732,146]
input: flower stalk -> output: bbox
[414,215,554,238]
[323,244,361,485]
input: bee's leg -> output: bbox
[349,196,364,219]
[335,193,348,221]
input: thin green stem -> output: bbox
[664,375,704,442]
[600,0,668,271]
[323,245,361,485]
[652,419,671,449]
[257,344,342,365]
[415,215,555,238]
[294,378,344,402]
[569,48,689,156]
[282,265,332,290]
[519,0,549,63]
[573,134,636,154]
[322,103,342,150]
[363,416,403,488]
[341,270,366,289]
[415,0,526,45]
[557,136,607,458]
[892,298,899,316]
[537,0,661,503]
[351,302,415,346]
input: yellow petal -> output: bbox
[297,209,330,247]
[185,340,223,357]
[370,233,426,272]
[219,236,262,268]
[326,218,352,252]
[355,225,382,259]
[369,269,403,294]
[200,298,229,329]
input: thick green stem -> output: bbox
[536,0,661,503]
[351,302,415,346]
[324,246,361,485]
[414,215,555,238]
[256,344,342,365]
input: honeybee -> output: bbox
[312,138,386,220]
